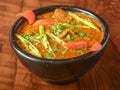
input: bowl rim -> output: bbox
[9,5,110,64]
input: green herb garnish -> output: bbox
[53,44,67,55]
[44,53,54,59]
[73,50,81,54]
[16,34,42,57]
[73,48,87,55]
[21,33,42,45]
[52,23,64,35]
[47,33,67,49]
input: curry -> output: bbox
[16,8,103,59]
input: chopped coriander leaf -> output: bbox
[73,50,81,54]
[47,33,66,48]
[53,44,58,52]
[82,48,87,51]
[56,23,64,30]
[21,33,42,45]
[53,44,67,55]
[16,34,42,57]
[21,33,31,41]
[73,48,87,55]
[59,49,67,55]
[44,53,54,59]
[80,48,88,55]
[52,23,64,35]
[30,34,42,42]
[79,32,87,37]
[73,32,93,40]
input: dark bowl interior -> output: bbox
[9,5,110,84]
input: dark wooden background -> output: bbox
[0,0,120,90]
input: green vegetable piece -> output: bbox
[73,48,87,55]
[53,44,58,52]
[16,34,42,57]
[39,25,55,56]
[52,23,64,35]
[68,12,100,31]
[62,23,88,29]
[21,33,31,41]
[21,33,41,45]
[79,32,86,37]
[59,49,67,55]
[39,25,45,37]
[80,48,87,55]
[65,34,71,41]
[47,33,67,49]
[73,50,81,54]
[44,53,54,59]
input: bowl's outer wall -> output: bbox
[15,48,104,82]
[10,5,110,84]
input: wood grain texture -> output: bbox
[0,0,120,90]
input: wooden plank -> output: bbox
[0,0,22,89]
[0,0,120,89]
[78,40,120,89]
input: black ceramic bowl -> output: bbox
[9,5,110,84]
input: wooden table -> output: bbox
[0,0,120,89]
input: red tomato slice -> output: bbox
[32,19,55,26]
[16,10,35,25]
[64,41,88,49]
[90,42,102,51]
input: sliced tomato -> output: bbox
[16,10,35,25]
[64,41,88,49]
[32,19,55,26]
[90,42,102,51]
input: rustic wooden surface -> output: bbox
[0,0,120,90]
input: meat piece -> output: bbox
[52,8,65,22]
